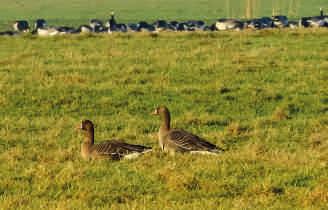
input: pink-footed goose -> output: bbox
[152,106,224,155]
[78,120,151,160]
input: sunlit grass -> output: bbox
[0,29,327,209]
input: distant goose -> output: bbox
[115,23,128,32]
[56,26,77,34]
[153,20,168,31]
[215,19,244,31]
[77,25,92,33]
[300,9,328,28]
[176,22,188,31]
[203,24,217,31]
[272,15,289,28]
[34,19,47,30]
[137,21,155,32]
[13,20,29,32]
[105,12,118,32]
[186,20,205,30]
[36,27,60,36]
[152,106,223,155]
[78,120,152,160]
[247,17,273,29]
[168,20,179,30]
[33,19,75,36]
[288,21,299,29]
[89,19,104,32]
[35,26,73,37]
[127,23,139,32]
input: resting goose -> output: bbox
[89,19,104,32]
[215,19,244,31]
[77,25,92,33]
[78,120,151,160]
[272,15,289,28]
[13,20,29,32]
[153,20,168,31]
[34,19,47,29]
[152,106,223,155]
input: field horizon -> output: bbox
[1,0,328,30]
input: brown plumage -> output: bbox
[78,120,151,160]
[152,106,223,154]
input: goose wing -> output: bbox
[91,140,151,159]
[166,129,220,152]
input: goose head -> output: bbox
[78,120,94,132]
[152,106,169,116]
[152,106,171,132]
[77,120,95,144]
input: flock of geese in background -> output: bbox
[1,9,328,36]
[78,106,224,160]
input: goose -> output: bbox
[36,28,60,36]
[77,25,92,34]
[215,18,244,31]
[89,19,104,32]
[246,18,263,29]
[34,19,47,30]
[272,15,289,28]
[35,25,69,36]
[77,120,152,160]
[203,24,217,31]
[137,21,155,32]
[168,21,179,31]
[186,20,205,30]
[13,20,29,32]
[152,106,223,155]
[107,23,128,33]
[153,20,168,31]
[105,12,118,32]
[246,17,273,29]
[56,26,77,34]
[116,24,128,32]
[300,8,328,28]
[127,23,139,32]
[176,22,188,31]
[33,20,73,36]
[300,16,324,27]
[288,21,299,29]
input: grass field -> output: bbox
[0,29,327,209]
[1,0,328,30]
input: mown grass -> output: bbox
[0,29,327,209]
[0,0,328,30]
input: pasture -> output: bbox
[0,0,328,29]
[0,30,327,209]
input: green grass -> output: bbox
[0,0,328,30]
[0,30,327,209]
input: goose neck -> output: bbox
[84,129,94,145]
[160,111,170,132]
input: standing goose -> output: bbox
[152,106,223,155]
[78,120,151,160]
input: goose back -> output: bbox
[164,129,220,153]
[90,140,151,160]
